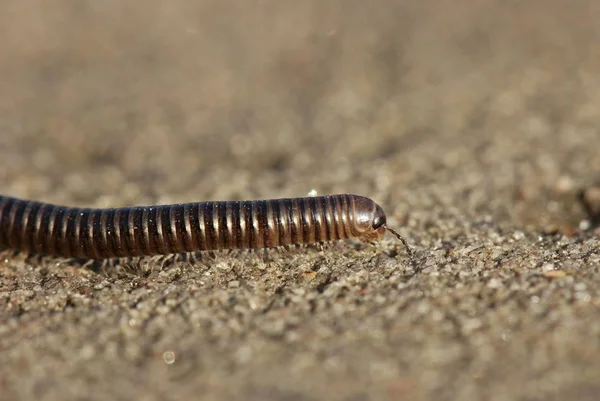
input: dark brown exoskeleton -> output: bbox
[0,194,411,260]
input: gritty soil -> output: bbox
[1,1,600,400]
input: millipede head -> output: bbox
[352,197,387,242]
[352,196,413,259]
[369,204,388,241]
[373,207,413,259]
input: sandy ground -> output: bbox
[1,1,600,400]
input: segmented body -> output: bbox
[0,194,400,259]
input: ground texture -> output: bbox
[1,1,600,400]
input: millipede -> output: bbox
[0,194,412,260]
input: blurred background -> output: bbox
[1,1,600,400]
[1,0,598,220]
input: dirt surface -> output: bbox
[1,1,600,400]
